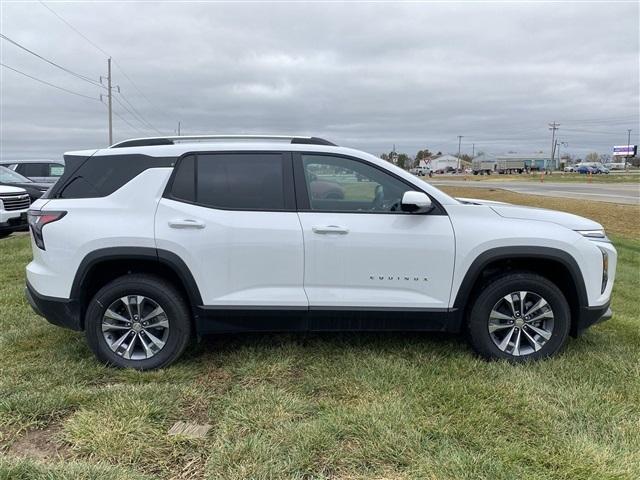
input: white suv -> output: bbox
[25,135,616,369]
[0,185,30,238]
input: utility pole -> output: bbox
[628,129,632,162]
[100,58,114,145]
[107,58,112,145]
[557,140,567,167]
[457,135,463,170]
[177,121,181,136]
[472,143,475,158]
[548,122,560,171]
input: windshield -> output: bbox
[0,165,32,183]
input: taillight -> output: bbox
[27,210,66,250]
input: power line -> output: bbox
[112,93,157,133]
[37,1,165,132]
[116,90,162,133]
[112,109,147,135]
[112,61,163,113]
[1,61,100,101]
[562,128,639,136]
[100,100,146,136]
[0,33,105,89]
[38,1,111,58]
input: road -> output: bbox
[428,180,640,205]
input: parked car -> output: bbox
[26,135,616,369]
[563,165,576,172]
[577,165,595,174]
[575,162,609,175]
[0,166,50,201]
[0,185,30,238]
[410,166,431,176]
[0,159,65,183]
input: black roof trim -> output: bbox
[111,138,175,148]
[290,137,337,146]
[110,135,337,149]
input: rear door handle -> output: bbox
[168,219,205,229]
[312,225,349,235]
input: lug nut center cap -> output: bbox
[132,322,143,332]
[515,318,525,328]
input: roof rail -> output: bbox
[109,135,337,149]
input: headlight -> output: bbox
[576,229,609,241]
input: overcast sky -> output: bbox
[1,1,638,160]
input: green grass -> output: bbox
[1,226,639,479]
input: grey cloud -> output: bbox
[1,1,638,160]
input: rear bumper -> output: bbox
[25,280,82,331]
[573,302,612,337]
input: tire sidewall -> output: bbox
[85,277,190,370]
[468,274,570,361]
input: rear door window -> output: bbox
[17,163,48,177]
[168,153,292,211]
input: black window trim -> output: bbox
[292,151,446,215]
[163,150,297,212]
[51,154,174,199]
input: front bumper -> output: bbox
[0,211,28,232]
[25,280,83,331]
[573,301,612,337]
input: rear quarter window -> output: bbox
[55,154,175,199]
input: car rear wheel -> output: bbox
[467,273,570,361]
[85,274,191,370]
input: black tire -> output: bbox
[466,273,570,362]
[85,274,192,370]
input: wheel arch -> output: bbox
[71,247,202,328]
[452,246,588,337]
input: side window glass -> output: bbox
[197,153,285,210]
[169,153,286,210]
[170,155,196,202]
[49,164,64,177]
[301,155,411,212]
[19,163,47,177]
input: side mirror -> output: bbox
[401,191,433,213]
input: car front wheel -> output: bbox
[467,273,570,361]
[85,274,192,370]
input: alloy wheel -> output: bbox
[101,295,170,360]
[488,291,555,356]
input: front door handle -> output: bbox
[168,219,205,229]
[312,225,349,235]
